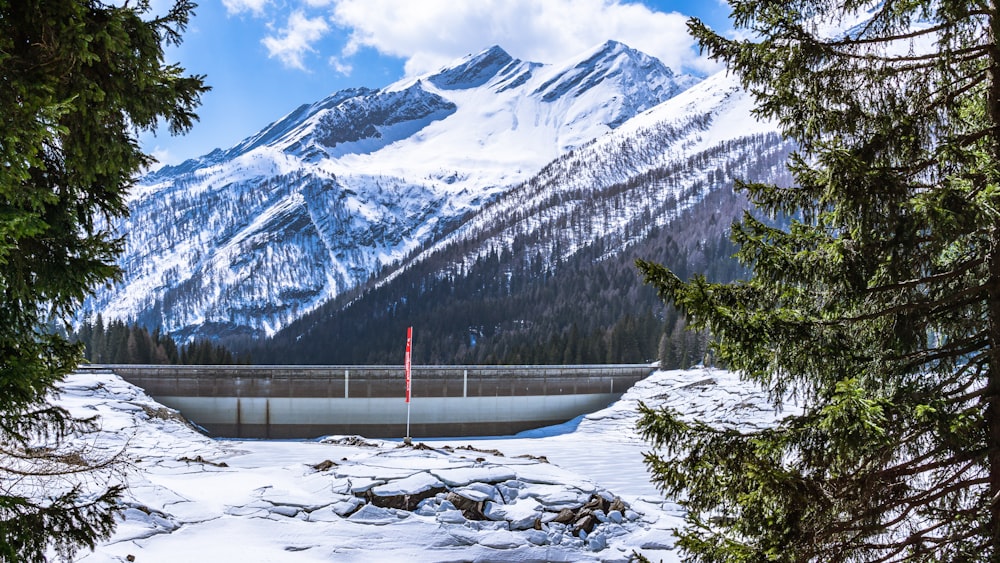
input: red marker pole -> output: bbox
[404,326,412,443]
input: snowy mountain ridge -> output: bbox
[373,68,781,295]
[83,41,704,340]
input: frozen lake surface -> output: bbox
[51,367,780,562]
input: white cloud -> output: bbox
[222,0,270,16]
[328,55,353,76]
[329,0,714,76]
[144,145,176,168]
[262,11,331,70]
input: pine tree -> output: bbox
[637,1,1000,561]
[91,315,105,363]
[0,0,206,560]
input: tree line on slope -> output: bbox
[71,317,241,365]
[245,180,755,367]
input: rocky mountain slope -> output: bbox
[253,70,791,365]
[84,41,699,341]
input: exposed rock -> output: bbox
[177,455,228,468]
[455,445,505,457]
[551,508,576,524]
[679,377,716,390]
[321,435,380,448]
[311,459,337,472]
[582,493,610,514]
[367,485,447,511]
[446,491,486,520]
[136,403,187,423]
[574,513,598,535]
[609,496,627,515]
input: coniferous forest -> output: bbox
[238,132,794,367]
[71,317,240,365]
[81,132,791,369]
[0,0,210,558]
[247,180,764,368]
[635,1,1000,560]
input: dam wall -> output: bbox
[91,364,653,439]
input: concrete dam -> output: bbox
[97,364,654,439]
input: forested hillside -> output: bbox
[72,318,240,365]
[249,133,792,367]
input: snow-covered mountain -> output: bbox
[399,69,783,281]
[84,41,700,340]
[259,70,789,364]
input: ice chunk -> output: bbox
[483,497,543,530]
[371,471,444,496]
[437,509,467,524]
[478,530,521,550]
[520,484,590,510]
[347,503,407,525]
[451,483,497,502]
[431,465,516,487]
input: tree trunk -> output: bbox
[986,4,1000,559]
[988,259,1000,561]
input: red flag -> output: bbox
[405,326,412,403]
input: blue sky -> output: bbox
[143,0,733,167]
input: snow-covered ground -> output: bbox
[52,368,781,562]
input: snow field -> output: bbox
[51,367,781,562]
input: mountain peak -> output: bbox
[582,39,672,76]
[596,39,628,54]
[428,45,515,90]
[531,41,680,107]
